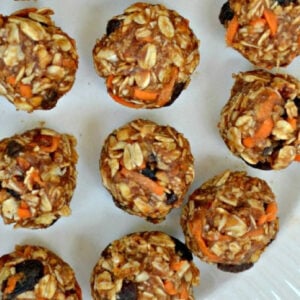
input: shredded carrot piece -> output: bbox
[243,227,264,238]
[4,274,22,294]
[243,118,274,148]
[106,75,142,108]
[163,280,178,295]
[6,76,17,86]
[62,58,77,69]
[295,154,300,162]
[30,169,45,187]
[120,168,165,196]
[257,202,278,225]
[287,118,297,130]
[18,201,32,219]
[171,260,187,271]
[40,136,60,153]
[179,282,189,300]
[157,67,179,107]
[19,84,33,98]
[189,218,220,263]
[133,88,158,102]
[263,9,277,36]
[16,157,31,171]
[226,15,239,45]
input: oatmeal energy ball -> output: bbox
[100,119,195,223]
[93,2,200,108]
[0,7,78,112]
[219,0,300,69]
[0,244,82,299]
[91,231,200,299]
[219,69,300,170]
[181,170,279,273]
[0,127,78,228]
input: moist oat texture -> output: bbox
[90,231,200,300]
[0,244,82,299]
[181,170,279,272]
[100,119,195,223]
[219,69,300,170]
[93,2,200,108]
[219,0,300,68]
[0,127,78,228]
[0,7,78,112]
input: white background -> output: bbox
[0,1,300,299]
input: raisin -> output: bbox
[6,189,21,199]
[171,236,193,261]
[116,280,137,300]
[3,259,44,299]
[219,2,234,25]
[242,158,272,170]
[294,97,300,111]
[106,19,122,36]
[166,191,178,205]
[276,0,297,5]
[164,82,186,107]
[141,166,157,180]
[6,140,24,158]
[41,89,58,109]
[217,262,253,273]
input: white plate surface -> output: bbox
[0,1,300,299]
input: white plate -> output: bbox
[0,1,300,299]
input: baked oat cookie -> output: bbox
[219,0,300,69]
[90,231,200,300]
[219,69,300,170]
[0,127,78,228]
[0,7,78,112]
[100,119,195,223]
[181,170,279,272]
[0,244,82,299]
[93,2,200,108]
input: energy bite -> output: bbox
[219,0,300,69]
[93,2,200,108]
[100,119,195,223]
[0,244,82,299]
[0,127,78,228]
[0,7,78,112]
[90,231,200,299]
[219,69,300,170]
[181,170,279,273]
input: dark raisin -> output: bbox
[148,153,157,163]
[6,140,24,158]
[41,89,58,109]
[171,236,193,261]
[242,158,272,170]
[276,0,297,6]
[219,2,234,25]
[3,259,44,299]
[163,82,186,107]
[294,97,300,111]
[106,19,122,36]
[141,166,157,180]
[116,280,137,300]
[166,191,178,205]
[6,188,21,199]
[217,262,253,273]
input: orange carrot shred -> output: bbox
[295,154,300,162]
[226,15,239,45]
[4,274,21,294]
[287,118,297,130]
[179,283,189,300]
[120,168,165,196]
[6,76,17,86]
[18,201,32,219]
[19,84,33,98]
[133,88,158,102]
[263,9,278,36]
[40,136,60,153]
[189,218,220,263]
[163,280,178,296]
[171,260,187,271]
[16,157,31,171]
